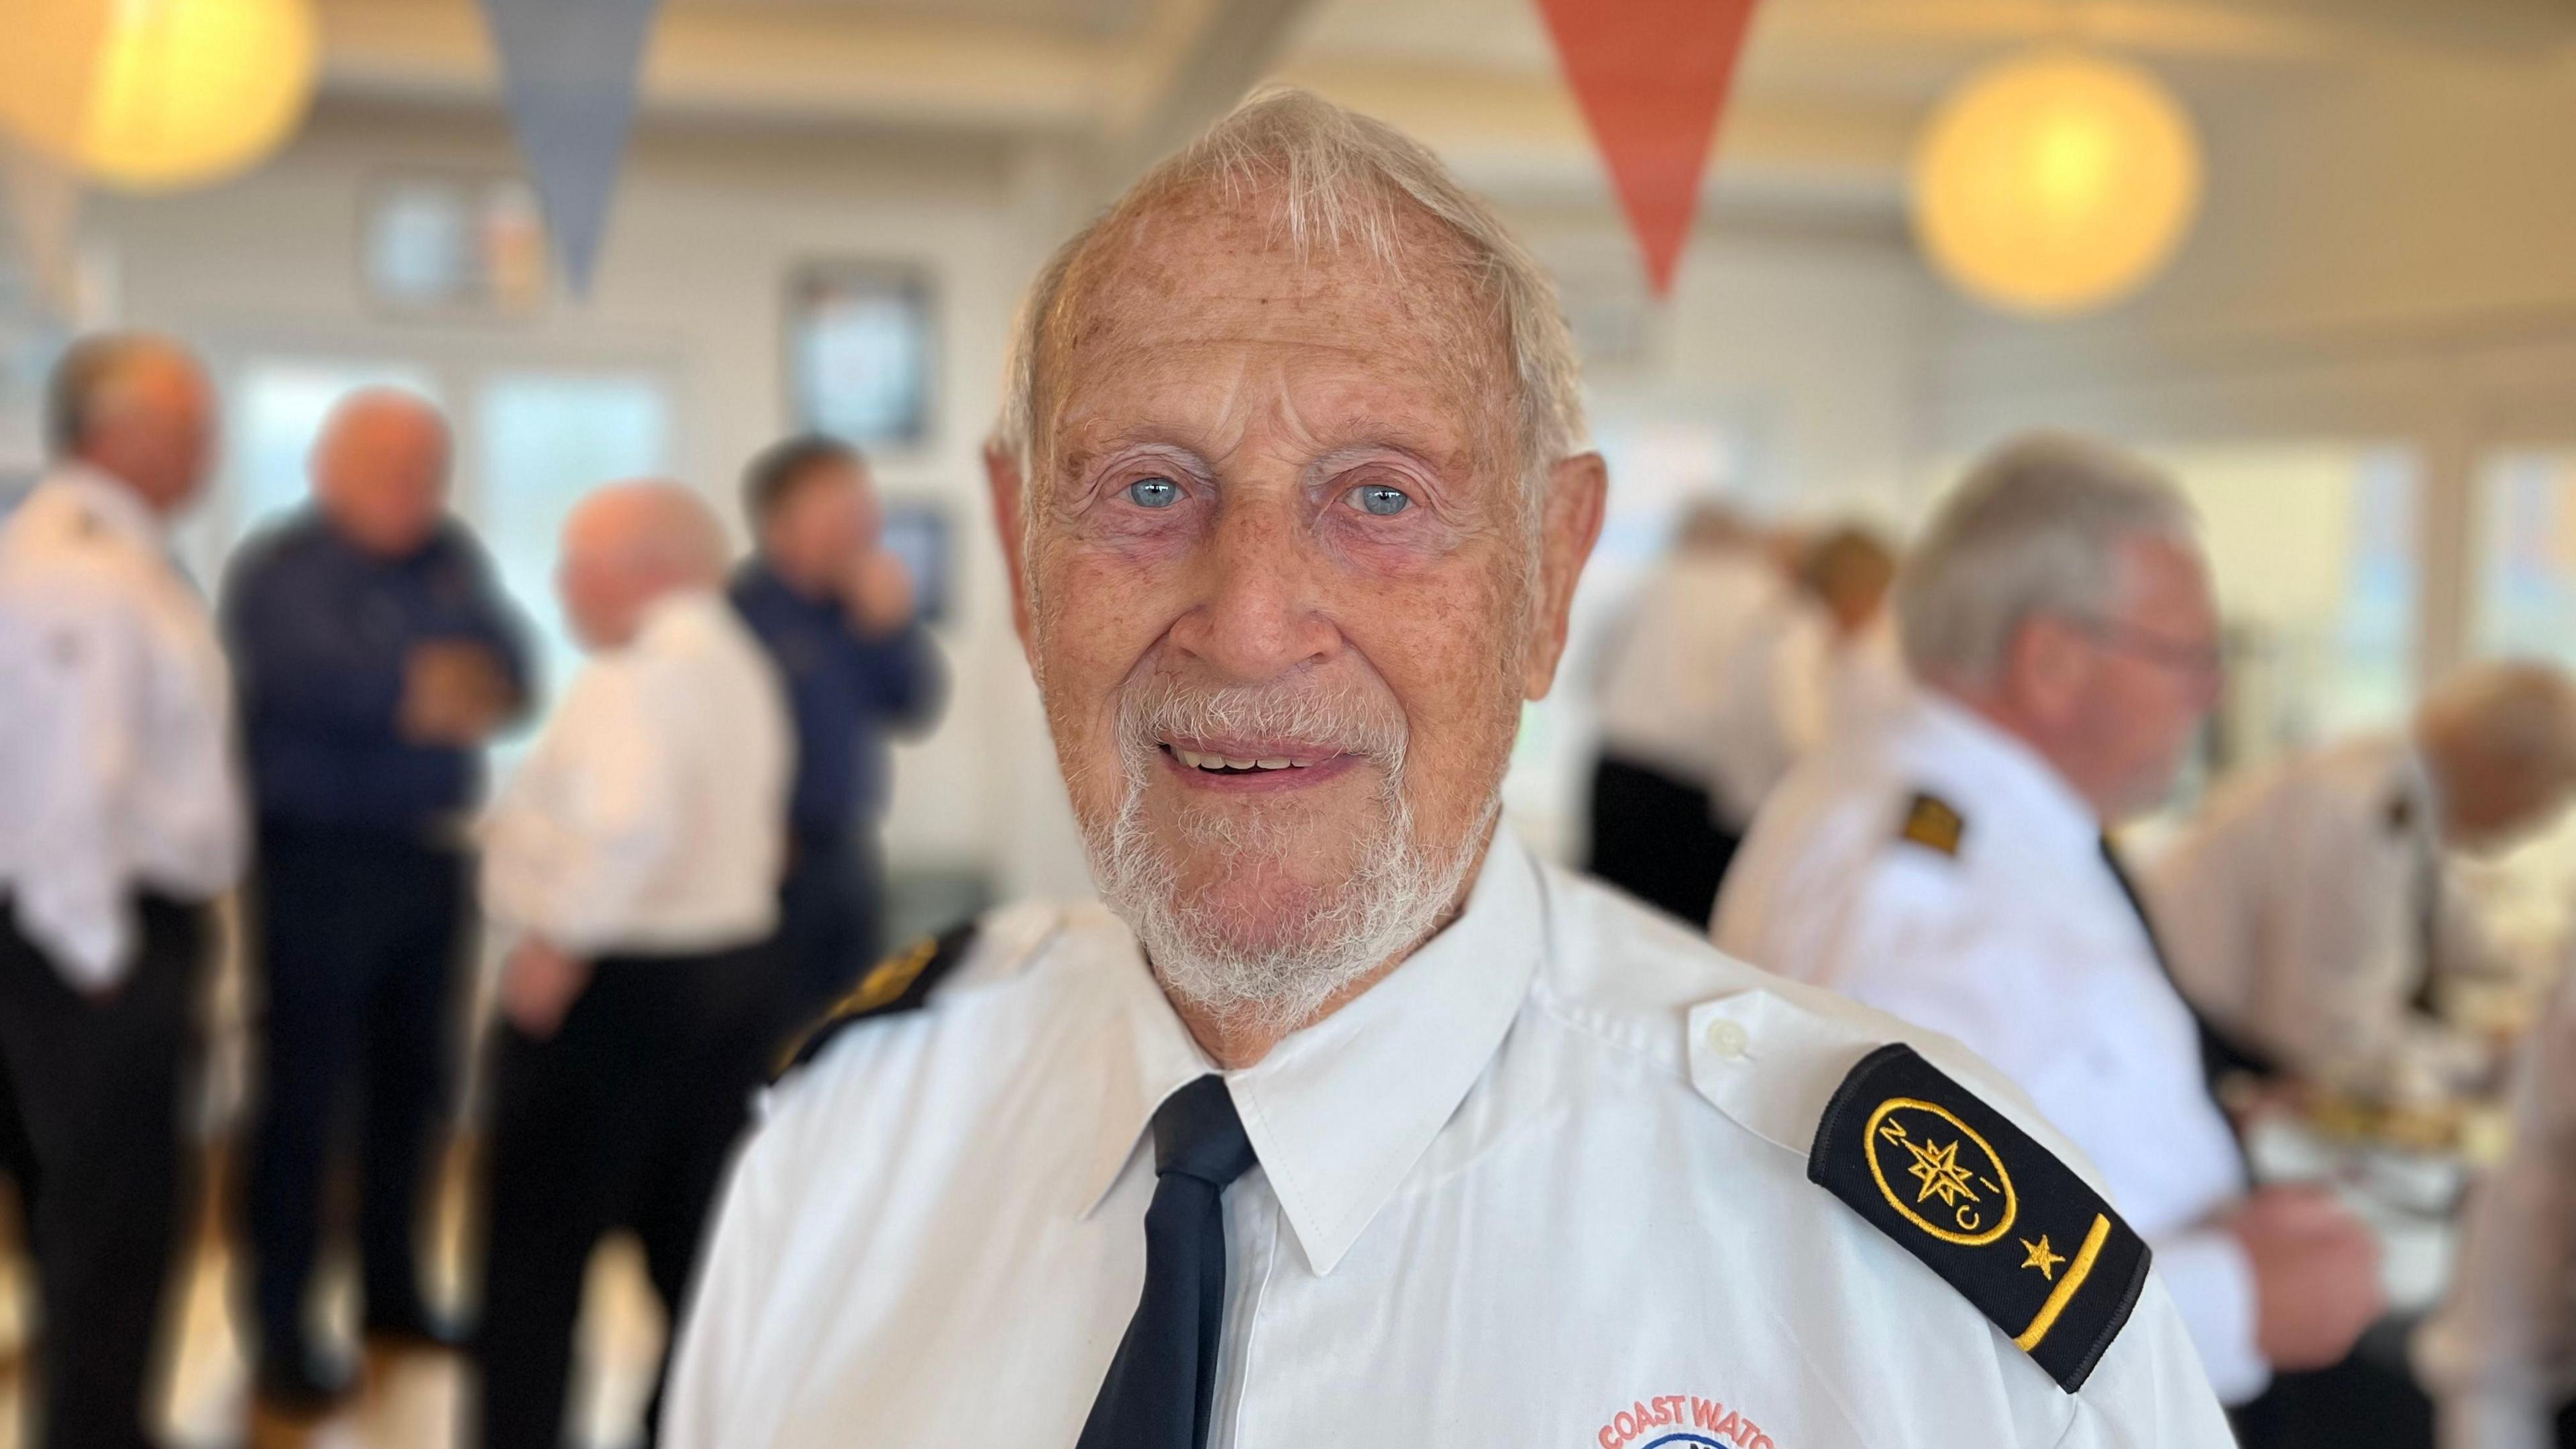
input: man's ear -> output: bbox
[983,441,1036,656]
[1523,450,1609,701]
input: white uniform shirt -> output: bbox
[2416,971,2576,1449]
[480,590,790,957]
[0,465,243,989]
[665,835,2233,1448]
[1713,694,2264,1403]
[2146,733,2490,1097]
[1595,547,1812,824]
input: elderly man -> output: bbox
[474,482,790,1449]
[218,388,531,1412]
[729,435,947,1030]
[2150,661,2576,1102]
[1714,434,2384,1414]
[661,94,2231,1449]
[0,334,244,1449]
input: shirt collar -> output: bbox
[44,462,166,552]
[1077,831,1546,1277]
[634,586,729,649]
[1906,690,2104,857]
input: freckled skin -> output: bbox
[989,185,1606,1060]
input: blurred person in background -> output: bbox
[473,481,790,1449]
[0,334,244,1449]
[1585,500,1796,924]
[2149,661,2576,1104]
[1794,521,1907,730]
[1715,433,2383,1416]
[661,92,2233,1449]
[729,436,947,1032]
[2416,969,2576,1448]
[219,388,533,1415]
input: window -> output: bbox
[223,358,442,541]
[2147,443,2422,763]
[476,369,672,708]
[2472,449,2576,667]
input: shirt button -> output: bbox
[1703,1018,1750,1061]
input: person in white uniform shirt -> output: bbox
[473,481,791,1449]
[661,92,2234,1449]
[1714,433,2383,1417]
[1587,501,1792,923]
[2417,969,2576,1448]
[0,333,244,1449]
[2149,661,2576,1101]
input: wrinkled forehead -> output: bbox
[1036,186,1520,478]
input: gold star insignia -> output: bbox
[1902,1134,1982,1210]
[2021,1235,2065,1281]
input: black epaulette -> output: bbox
[1896,791,1966,858]
[1809,1044,2149,1394]
[771,920,979,1083]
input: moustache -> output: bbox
[1116,674,1409,774]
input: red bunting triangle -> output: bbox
[1536,0,1762,297]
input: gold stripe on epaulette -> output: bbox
[773,934,945,1079]
[841,934,943,1018]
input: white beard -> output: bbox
[1079,678,1489,1040]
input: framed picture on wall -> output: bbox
[786,262,936,452]
[360,171,549,317]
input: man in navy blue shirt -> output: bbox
[219,388,533,1417]
[729,436,947,1034]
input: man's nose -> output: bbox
[1167,493,1339,684]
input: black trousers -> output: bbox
[246,821,466,1364]
[1585,753,1743,928]
[0,896,205,1449]
[775,828,882,1038]
[474,938,786,1449]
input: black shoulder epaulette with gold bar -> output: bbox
[1809,1043,2150,1394]
[1896,791,1966,858]
[771,920,979,1083]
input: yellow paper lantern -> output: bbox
[0,0,320,193]
[1911,48,2203,316]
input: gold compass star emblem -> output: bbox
[1902,1134,1982,1210]
[2021,1235,2065,1281]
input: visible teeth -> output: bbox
[1169,745,1311,771]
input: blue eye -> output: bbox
[1124,477,1181,509]
[1350,484,1412,517]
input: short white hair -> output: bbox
[997,87,1584,534]
[1896,431,2200,689]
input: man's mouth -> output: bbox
[1155,739,1358,787]
[1165,747,1315,773]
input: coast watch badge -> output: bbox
[1809,1044,2151,1393]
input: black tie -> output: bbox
[2098,835,2278,1099]
[1077,1075,1258,1449]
